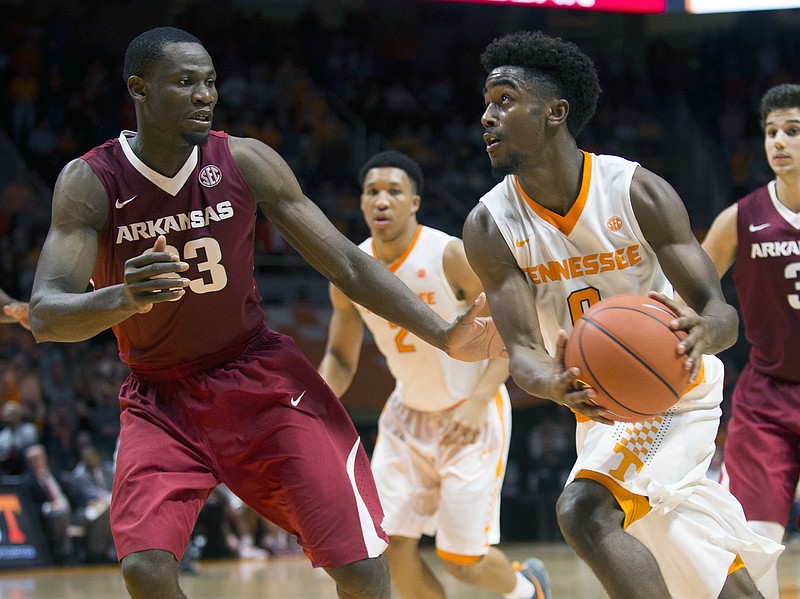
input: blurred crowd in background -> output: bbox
[0,0,799,563]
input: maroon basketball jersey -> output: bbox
[734,182,800,382]
[83,130,265,366]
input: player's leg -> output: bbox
[216,332,390,597]
[724,366,800,599]
[437,389,549,598]
[324,555,391,599]
[557,479,671,599]
[370,394,446,598]
[112,376,218,599]
[717,566,765,599]
[121,549,187,599]
[439,548,550,598]
[383,536,444,599]
[745,521,784,599]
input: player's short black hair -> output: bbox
[358,150,424,195]
[759,83,800,130]
[481,30,601,137]
[123,27,202,82]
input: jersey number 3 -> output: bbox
[146,238,228,295]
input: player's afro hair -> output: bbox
[359,150,424,195]
[124,27,202,82]
[759,83,800,130]
[481,31,601,137]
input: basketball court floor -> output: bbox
[2,541,800,598]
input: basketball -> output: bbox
[564,294,691,422]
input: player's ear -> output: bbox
[547,99,569,126]
[128,75,146,101]
[411,194,421,214]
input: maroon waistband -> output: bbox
[128,322,271,382]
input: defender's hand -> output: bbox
[3,302,30,330]
[445,293,507,362]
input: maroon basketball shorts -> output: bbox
[725,363,800,526]
[110,326,387,567]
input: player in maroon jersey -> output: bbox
[27,27,502,599]
[0,286,29,329]
[702,83,800,599]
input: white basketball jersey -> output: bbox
[355,225,492,412]
[479,151,672,356]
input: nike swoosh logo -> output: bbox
[515,237,531,247]
[115,195,138,209]
[290,390,306,407]
[748,223,771,232]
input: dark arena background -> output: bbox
[1,1,800,596]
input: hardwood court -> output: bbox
[2,542,800,598]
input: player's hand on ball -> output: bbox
[555,330,615,425]
[648,291,705,383]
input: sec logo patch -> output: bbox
[607,216,623,232]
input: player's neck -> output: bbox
[128,131,196,178]
[775,174,800,214]
[516,146,584,216]
[372,223,419,266]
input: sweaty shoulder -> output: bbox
[226,135,304,208]
[53,157,109,231]
[629,165,680,213]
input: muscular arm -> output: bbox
[700,203,738,278]
[318,283,366,397]
[463,204,606,422]
[631,167,738,362]
[29,159,190,342]
[230,136,500,360]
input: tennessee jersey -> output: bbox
[481,151,781,596]
[734,181,800,383]
[83,131,264,367]
[479,151,671,357]
[353,225,494,412]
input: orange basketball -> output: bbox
[564,294,691,422]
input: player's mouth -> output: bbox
[773,153,791,163]
[484,132,501,154]
[188,110,213,127]
[372,214,391,229]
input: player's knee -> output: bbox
[325,555,390,598]
[121,550,179,596]
[556,480,617,543]
[438,550,483,583]
[718,567,764,599]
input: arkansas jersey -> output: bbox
[734,181,800,382]
[479,151,672,357]
[83,131,264,366]
[354,225,494,412]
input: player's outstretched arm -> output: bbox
[29,160,190,343]
[231,136,503,361]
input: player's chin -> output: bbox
[183,130,211,146]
